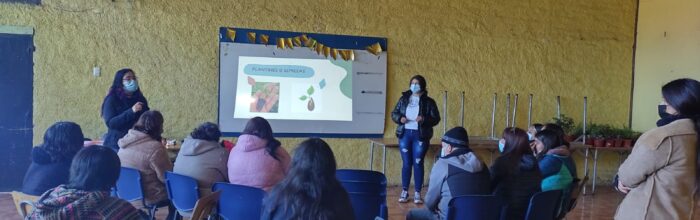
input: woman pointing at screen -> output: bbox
[391,75,441,203]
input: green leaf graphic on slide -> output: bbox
[307,86,314,95]
[300,95,307,101]
[329,59,353,99]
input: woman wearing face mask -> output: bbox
[391,75,441,203]
[614,78,700,220]
[491,128,542,220]
[101,68,149,152]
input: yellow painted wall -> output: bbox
[0,0,637,186]
[632,0,700,131]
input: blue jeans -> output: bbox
[399,129,428,192]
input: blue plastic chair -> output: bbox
[211,182,266,220]
[165,172,200,219]
[525,189,563,220]
[336,169,388,220]
[448,195,505,220]
[115,167,168,220]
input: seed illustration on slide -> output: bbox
[299,85,315,111]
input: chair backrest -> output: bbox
[211,182,266,220]
[525,190,563,220]
[336,169,388,220]
[11,191,39,217]
[566,175,589,212]
[116,167,145,202]
[166,171,200,213]
[448,195,504,220]
[191,191,221,220]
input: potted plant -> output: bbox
[553,115,576,142]
[620,126,635,148]
[588,124,606,148]
[600,125,616,148]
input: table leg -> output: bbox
[369,142,374,171]
[583,147,590,195]
[383,145,387,174]
[592,148,600,194]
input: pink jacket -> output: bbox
[227,134,290,191]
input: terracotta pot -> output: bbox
[593,138,606,148]
[614,139,624,148]
[605,139,615,148]
[623,139,633,148]
[564,135,577,143]
[585,138,594,145]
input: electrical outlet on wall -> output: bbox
[93,66,100,77]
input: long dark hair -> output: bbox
[100,68,145,117]
[544,123,569,147]
[409,75,427,93]
[133,110,164,141]
[661,78,700,195]
[242,117,281,161]
[38,121,84,163]
[263,138,343,220]
[67,145,121,191]
[500,127,532,172]
[534,129,563,159]
[191,122,221,142]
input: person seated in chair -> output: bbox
[28,145,145,219]
[407,127,491,220]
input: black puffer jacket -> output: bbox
[391,91,441,141]
[490,154,543,220]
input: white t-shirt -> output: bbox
[404,95,420,130]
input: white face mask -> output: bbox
[527,133,534,141]
[440,143,449,157]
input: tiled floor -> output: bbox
[1,186,697,220]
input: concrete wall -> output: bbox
[0,0,637,185]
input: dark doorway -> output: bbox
[0,32,34,191]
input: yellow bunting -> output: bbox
[324,46,331,57]
[306,39,317,48]
[276,38,285,49]
[340,50,353,61]
[300,34,309,44]
[293,37,302,47]
[247,32,256,43]
[226,28,236,41]
[260,34,270,45]
[315,43,324,54]
[285,38,294,49]
[331,48,338,60]
[348,50,355,61]
[366,42,383,55]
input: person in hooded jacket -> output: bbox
[22,122,84,196]
[406,127,491,220]
[228,117,290,191]
[173,122,229,197]
[101,68,149,152]
[533,129,577,191]
[391,74,441,203]
[491,127,542,220]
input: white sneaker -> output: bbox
[414,192,423,204]
[398,190,409,203]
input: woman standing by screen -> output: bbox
[101,68,149,151]
[391,75,441,203]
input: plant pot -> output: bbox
[614,139,624,148]
[593,138,606,148]
[585,138,594,145]
[564,135,577,143]
[623,139,633,148]
[605,139,615,148]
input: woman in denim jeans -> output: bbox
[391,75,441,203]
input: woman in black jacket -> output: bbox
[22,121,84,196]
[491,127,542,220]
[100,68,149,151]
[391,75,441,203]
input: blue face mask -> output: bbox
[123,80,139,93]
[498,141,505,153]
[410,84,421,94]
[527,133,534,141]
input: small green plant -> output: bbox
[553,114,576,135]
[299,85,316,111]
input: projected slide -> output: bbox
[233,57,353,121]
[218,27,387,137]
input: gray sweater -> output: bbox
[425,149,491,220]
